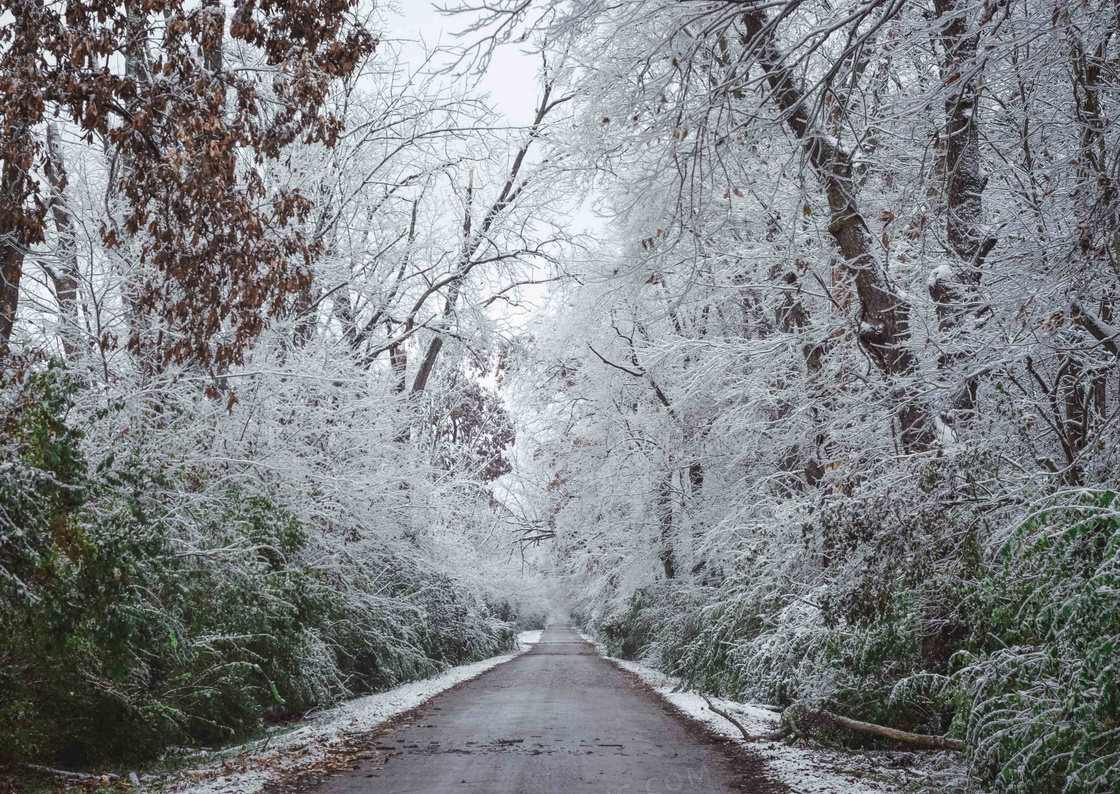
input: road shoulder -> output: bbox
[579,631,971,794]
[166,632,542,794]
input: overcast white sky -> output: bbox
[382,0,605,343]
[386,1,542,126]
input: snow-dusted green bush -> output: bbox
[0,367,519,766]
[957,496,1120,794]
[579,490,1120,793]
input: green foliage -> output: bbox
[0,364,86,607]
[599,588,657,660]
[0,366,517,768]
[955,495,1120,794]
[1,365,88,764]
[585,487,1120,793]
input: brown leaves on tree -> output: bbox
[0,0,377,369]
[432,375,515,483]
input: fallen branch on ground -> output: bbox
[701,695,791,742]
[814,710,965,752]
[25,764,121,783]
[699,698,965,752]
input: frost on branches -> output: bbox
[478,1,1120,792]
[3,1,1120,793]
[0,0,556,770]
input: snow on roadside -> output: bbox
[171,632,540,794]
[577,631,964,794]
[517,629,543,648]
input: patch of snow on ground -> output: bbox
[172,636,537,794]
[610,658,894,794]
[517,629,543,648]
[577,631,965,794]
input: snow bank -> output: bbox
[171,632,539,794]
[578,632,966,794]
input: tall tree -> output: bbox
[0,0,376,368]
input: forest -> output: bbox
[1,1,1118,793]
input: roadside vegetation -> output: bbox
[0,0,550,774]
[3,2,1119,792]
[489,2,1120,792]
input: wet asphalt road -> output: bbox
[308,625,780,794]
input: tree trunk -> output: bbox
[202,0,224,74]
[0,158,25,351]
[43,124,82,360]
[118,2,153,367]
[936,0,989,274]
[389,324,408,395]
[411,334,445,395]
[741,11,933,451]
[928,0,996,420]
[292,285,318,348]
[1056,356,1087,485]
[657,471,676,579]
[1066,21,1116,443]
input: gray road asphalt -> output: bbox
[301,626,782,794]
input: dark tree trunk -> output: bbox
[202,0,224,74]
[927,0,997,419]
[0,159,25,350]
[936,0,988,273]
[411,335,445,395]
[741,11,933,451]
[657,472,676,580]
[44,124,82,360]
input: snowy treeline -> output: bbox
[484,1,1120,792]
[3,0,1120,791]
[0,0,551,768]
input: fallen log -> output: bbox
[700,695,790,742]
[25,764,121,783]
[814,710,965,752]
[699,698,965,752]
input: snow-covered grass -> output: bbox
[170,632,541,794]
[577,632,972,794]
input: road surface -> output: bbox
[296,625,782,794]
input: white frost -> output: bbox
[518,629,543,648]
[928,263,955,289]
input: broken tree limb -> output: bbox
[701,695,791,742]
[25,764,121,783]
[815,710,965,752]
